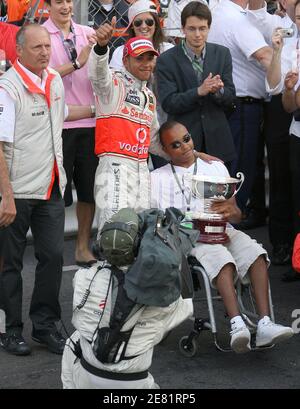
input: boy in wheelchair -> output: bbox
[151,120,294,354]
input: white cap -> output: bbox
[128,0,158,27]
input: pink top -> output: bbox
[43,18,96,129]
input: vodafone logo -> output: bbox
[136,128,147,144]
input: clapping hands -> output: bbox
[198,73,224,96]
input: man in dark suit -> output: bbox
[156,1,236,165]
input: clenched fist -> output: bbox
[95,16,117,47]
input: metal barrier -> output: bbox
[79,0,171,28]
[23,0,174,50]
[75,0,170,51]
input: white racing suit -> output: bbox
[61,262,193,389]
[88,47,167,236]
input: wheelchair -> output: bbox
[178,256,275,357]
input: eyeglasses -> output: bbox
[133,18,155,28]
[185,26,209,33]
[63,38,77,62]
[169,133,192,149]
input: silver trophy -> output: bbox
[185,172,244,243]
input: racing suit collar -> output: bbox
[123,68,148,89]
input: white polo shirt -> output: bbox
[208,0,269,99]
[0,60,68,143]
[247,2,296,45]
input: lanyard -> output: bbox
[171,160,197,211]
[59,24,77,61]
[59,23,76,43]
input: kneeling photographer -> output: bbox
[61,207,197,389]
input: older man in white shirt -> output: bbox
[0,24,95,357]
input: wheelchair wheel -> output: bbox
[179,336,197,357]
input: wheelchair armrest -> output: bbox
[187,256,203,291]
[187,255,202,268]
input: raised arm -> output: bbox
[88,17,117,102]
[266,29,284,91]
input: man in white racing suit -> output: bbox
[88,18,212,236]
[61,262,193,389]
[88,17,165,236]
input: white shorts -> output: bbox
[189,227,269,288]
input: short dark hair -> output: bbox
[159,120,182,146]
[181,1,212,28]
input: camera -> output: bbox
[278,28,295,38]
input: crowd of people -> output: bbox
[0,0,298,389]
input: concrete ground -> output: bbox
[0,222,300,389]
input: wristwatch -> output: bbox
[72,59,81,70]
[90,105,96,117]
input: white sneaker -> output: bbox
[230,324,251,354]
[256,316,294,347]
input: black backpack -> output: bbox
[124,207,199,307]
[92,266,142,364]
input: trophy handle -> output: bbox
[193,180,202,198]
[233,172,245,196]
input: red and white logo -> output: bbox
[99,299,106,309]
[136,127,147,144]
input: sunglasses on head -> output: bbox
[63,38,77,62]
[170,133,192,149]
[133,18,155,28]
